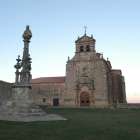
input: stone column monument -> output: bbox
[0,26,46,118]
[0,26,67,122]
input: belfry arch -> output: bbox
[80,46,83,52]
[86,45,90,51]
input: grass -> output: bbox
[0,108,140,140]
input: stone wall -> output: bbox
[0,81,12,104]
[111,71,126,107]
[117,103,140,109]
[107,72,112,107]
[29,83,65,106]
[64,62,76,107]
[93,60,109,108]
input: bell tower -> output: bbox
[70,33,96,62]
[64,33,97,108]
[75,33,96,53]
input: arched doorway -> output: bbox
[80,92,90,106]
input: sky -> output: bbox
[0,0,140,103]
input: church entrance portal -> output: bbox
[80,92,90,106]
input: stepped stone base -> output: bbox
[0,94,46,117]
[0,102,67,122]
[0,114,68,122]
[0,87,67,122]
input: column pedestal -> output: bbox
[0,86,46,117]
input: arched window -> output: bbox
[86,45,90,51]
[80,46,83,52]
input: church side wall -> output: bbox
[93,60,109,108]
[111,73,119,107]
[107,72,112,107]
[111,72,126,107]
[0,81,12,104]
[30,83,65,107]
[122,76,127,103]
[118,75,124,103]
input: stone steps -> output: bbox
[14,106,40,109]
[14,112,47,117]
[1,112,46,117]
[15,109,43,113]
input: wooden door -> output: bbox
[80,92,90,106]
[53,98,59,106]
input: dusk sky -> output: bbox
[0,0,140,103]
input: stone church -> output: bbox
[29,33,126,108]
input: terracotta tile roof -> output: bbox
[96,53,101,57]
[30,76,65,84]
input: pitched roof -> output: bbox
[75,33,95,43]
[30,76,65,84]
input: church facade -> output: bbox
[29,33,126,108]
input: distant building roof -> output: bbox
[30,76,65,84]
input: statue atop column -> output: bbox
[14,25,32,87]
[22,25,32,39]
[0,25,67,122]
[0,26,46,120]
